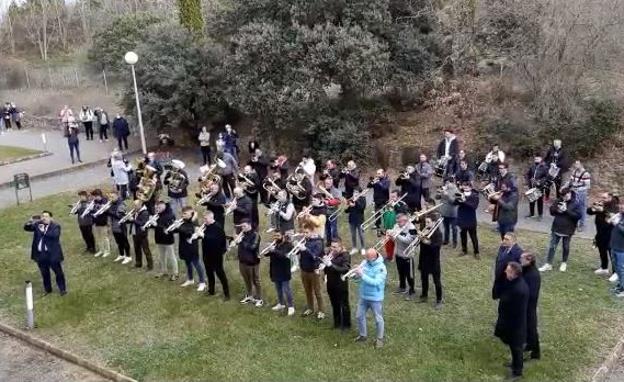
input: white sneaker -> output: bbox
[254,299,264,308]
[197,283,207,292]
[121,256,133,265]
[113,255,124,262]
[360,249,366,256]
[240,296,253,304]
[302,309,313,316]
[594,268,610,275]
[290,265,299,273]
[287,307,295,316]
[609,273,619,283]
[559,262,567,272]
[349,249,358,255]
[181,280,194,287]
[317,312,326,320]
[272,303,286,311]
[538,263,552,272]
[94,251,103,257]
[266,227,275,233]
[102,251,110,258]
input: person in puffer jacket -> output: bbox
[354,248,387,349]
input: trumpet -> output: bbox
[80,201,95,218]
[187,224,206,244]
[259,240,277,256]
[69,200,81,215]
[143,213,160,230]
[361,193,408,231]
[608,213,622,226]
[164,218,184,234]
[285,236,306,273]
[266,201,281,216]
[402,217,443,256]
[196,191,216,206]
[237,172,256,191]
[93,201,113,217]
[296,205,313,220]
[226,232,244,252]
[341,260,366,281]
[225,198,237,216]
[317,184,334,200]
[118,208,137,224]
[317,252,334,272]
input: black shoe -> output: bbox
[60,290,67,296]
[505,371,522,381]
[474,253,481,260]
[452,243,457,249]
[354,335,367,343]
[418,296,428,303]
[223,295,231,302]
[442,241,449,246]
[459,252,467,257]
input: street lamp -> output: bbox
[124,51,147,155]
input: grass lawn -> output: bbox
[0,192,622,381]
[0,144,42,162]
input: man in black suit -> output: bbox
[24,211,67,296]
[494,261,529,380]
[201,211,230,300]
[521,252,541,361]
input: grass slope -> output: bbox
[0,145,41,162]
[0,192,622,381]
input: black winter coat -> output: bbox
[587,201,618,246]
[550,197,582,236]
[153,205,175,245]
[455,191,479,229]
[266,240,293,282]
[418,228,443,274]
[523,264,541,349]
[202,191,226,226]
[233,195,253,225]
[325,251,351,289]
[237,231,260,265]
[494,276,529,346]
[107,199,127,234]
[492,243,523,300]
[175,220,199,260]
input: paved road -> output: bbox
[0,332,107,382]
[0,128,141,185]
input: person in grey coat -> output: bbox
[491,181,519,240]
[417,154,434,204]
[436,179,458,248]
[392,213,417,297]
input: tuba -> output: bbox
[137,165,157,202]
[263,177,282,198]
[167,160,187,194]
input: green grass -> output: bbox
[0,145,42,162]
[0,192,622,381]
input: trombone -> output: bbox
[361,193,408,231]
[329,188,370,222]
[412,203,443,222]
[402,217,443,257]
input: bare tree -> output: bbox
[22,0,52,61]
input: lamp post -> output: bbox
[124,51,147,155]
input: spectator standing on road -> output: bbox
[79,105,95,141]
[95,107,110,142]
[58,105,73,130]
[66,117,82,164]
[113,114,130,151]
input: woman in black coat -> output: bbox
[172,207,207,290]
[323,239,351,329]
[265,231,294,314]
[494,262,529,379]
[521,253,541,360]
[454,182,480,258]
[418,215,444,307]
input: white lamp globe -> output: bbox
[124,51,139,65]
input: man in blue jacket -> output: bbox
[112,114,130,151]
[24,211,67,296]
[354,248,387,348]
[539,189,582,272]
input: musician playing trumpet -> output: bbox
[366,169,390,233]
[90,189,111,258]
[418,214,444,308]
[150,201,179,281]
[347,186,367,255]
[435,180,459,248]
[201,211,230,300]
[239,165,261,229]
[237,220,264,307]
[129,199,154,270]
[395,165,420,212]
[298,224,326,320]
[491,181,519,240]
[323,238,351,330]
[198,182,227,228]
[391,213,417,298]
[106,191,132,265]
[454,182,480,259]
[231,187,253,233]
[168,207,207,291]
[72,190,96,254]
[339,160,360,199]
[264,231,295,315]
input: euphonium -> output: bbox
[262,177,282,198]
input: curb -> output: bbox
[0,321,137,382]
[0,148,144,191]
[592,336,624,382]
[0,151,53,167]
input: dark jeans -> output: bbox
[117,135,128,150]
[327,283,351,329]
[420,269,442,302]
[373,202,385,229]
[116,184,128,200]
[529,196,544,216]
[509,344,524,377]
[546,233,571,264]
[37,260,66,293]
[275,281,294,307]
[443,216,457,246]
[222,174,236,199]
[597,244,612,271]
[99,124,109,140]
[325,218,338,246]
[79,225,95,251]
[83,122,93,140]
[132,234,153,269]
[460,226,479,254]
[421,187,430,204]
[112,231,130,257]
[200,146,211,166]
[498,223,516,240]
[396,256,415,294]
[203,253,229,297]
[545,177,563,200]
[68,141,81,163]
[184,256,206,283]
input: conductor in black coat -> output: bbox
[521,252,541,360]
[418,214,444,307]
[24,211,67,295]
[494,262,529,379]
[201,210,229,300]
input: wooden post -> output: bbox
[24,67,31,89]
